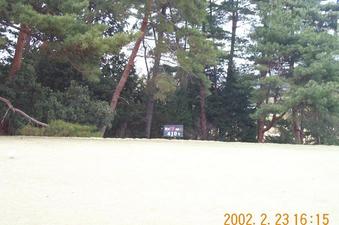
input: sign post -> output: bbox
[162,125,184,138]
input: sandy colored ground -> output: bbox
[0,137,338,225]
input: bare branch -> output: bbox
[0,96,48,127]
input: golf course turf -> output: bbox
[0,137,338,225]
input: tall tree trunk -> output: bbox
[208,0,218,91]
[257,117,265,143]
[226,0,238,81]
[0,120,9,135]
[110,0,152,113]
[118,121,128,138]
[8,24,31,79]
[292,108,303,144]
[199,81,208,140]
[289,57,303,144]
[145,98,155,138]
[145,6,166,138]
[257,68,267,143]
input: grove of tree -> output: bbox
[0,0,338,145]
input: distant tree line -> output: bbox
[0,0,338,145]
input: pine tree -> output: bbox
[110,0,152,116]
[201,0,256,141]
[0,0,130,80]
[140,0,218,138]
[251,0,339,144]
[0,0,131,134]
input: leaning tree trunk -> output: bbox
[110,0,152,113]
[101,0,152,137]
[144,6,166,139]
[199,81,208,140]
[8,24,31,79]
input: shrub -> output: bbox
[19,125,46,136]
[19,120,101,137]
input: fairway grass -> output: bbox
[0,137,338,225]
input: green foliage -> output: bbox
[153,74,177,102]
[152,82,200,139]
[0,0,337,145]
[172,0,207,24]
[176,28,219,88]
[0,63,114,133]
[57,82,114,129]
[92,54,146,138]
[0,36,6,48]
[285,81,339,144]
[1,0,132,81]
[265,120,294,144]
[251,0,339,144]
[19,120,101,137]
[207,74,256,142]
[302,112,339,145]
[19,125,45,136]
